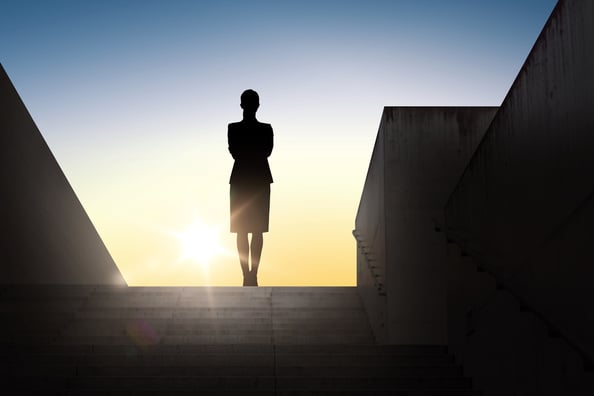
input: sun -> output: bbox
[171,217,227,266]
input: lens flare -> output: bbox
[171,216,227,267]
[125,319,160,346]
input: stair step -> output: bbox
[278,392,481,396]
[275,366,463,377]
[0,388,481,396]
[0,343,448,355]
[5,364,462,378]
[3,353,454,367]
[76,308,274,319]
[6,364,275,377]
[5,353,276,366]
[272,335,375,344]
[0,285,98,299]
[2,343,276,354]
[2,376,471,390]
[275,345,449,354]
[53,335,279,345]
[73,307,369,319]
[58,326,372,337]
[0,299,86,313]
[61,317,370,327]
[3,335,375,346]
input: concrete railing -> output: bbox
[445,0,594,378]
[355,106,497,344]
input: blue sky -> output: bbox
[2,1,558,117]
[0,0,558,285]
[0,0,558,172]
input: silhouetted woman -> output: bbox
[228,89,273,286]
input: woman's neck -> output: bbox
[243,111,257,121]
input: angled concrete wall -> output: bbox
[445,0,594,362]
[355,107,497,344]
[0,64,126,285]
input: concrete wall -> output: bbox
[0,64,126,285]
[354,123,388,343]
[445,0,594,361]
[355,107,497,344]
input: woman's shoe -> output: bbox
[242,271,257,287]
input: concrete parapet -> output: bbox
[355,107,497,344]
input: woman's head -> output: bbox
[240,89,259,113]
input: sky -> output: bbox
[0,0,557,286]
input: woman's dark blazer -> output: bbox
[228,120,274,185]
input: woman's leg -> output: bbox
[250,232,263,283]
[236,233,249,283]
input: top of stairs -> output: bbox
[0,286,375,345]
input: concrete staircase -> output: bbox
[0,286,479,394]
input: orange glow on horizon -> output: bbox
[66,117,370,287]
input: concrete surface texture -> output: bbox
[445,0,594,362]
[355,107,497,344]
[0,64,125,285]
[447,242,594,395]
[0,285,479,394]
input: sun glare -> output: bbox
[171,217,227,267]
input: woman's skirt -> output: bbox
[230,183,270,233]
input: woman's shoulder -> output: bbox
[227,121,272,133]
[257,121,273,131]
[229,121,272,130]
